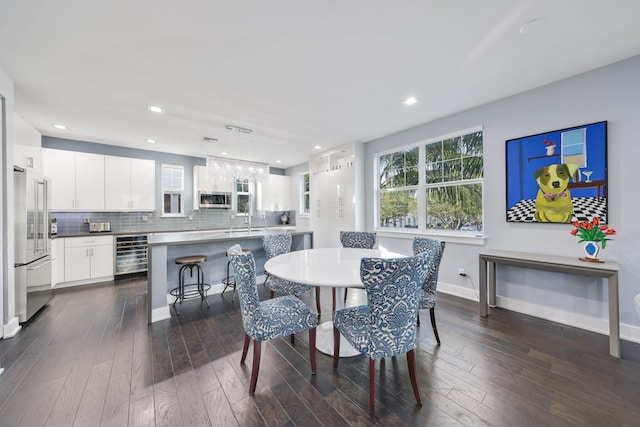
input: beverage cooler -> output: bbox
[115,234,148,275]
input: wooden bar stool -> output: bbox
[170,255,211,314]
[222,249,252,299]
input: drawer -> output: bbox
[64,235,114,248]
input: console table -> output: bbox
[478,249,620,358]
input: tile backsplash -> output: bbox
[51,209,296,236]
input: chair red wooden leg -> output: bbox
[407,349,422,406]
[290,334,295,345]
[430,307,440,345]
[344,288,348,303]
[270,290,275,299]
[249,340,262,395]
[333,326,340,369]
[309,327,317,374]
[315,287,321,314]
[241,333,250,364]
[332,288,336,311]
[369,358,376,420]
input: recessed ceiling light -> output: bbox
[220,151,228,156]
[403,97,419,106]
[146,139,156,144]
[147,105,165,114]
[53,124,67,130]
[314,145,322,150]
[276,160,282,164]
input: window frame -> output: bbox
[235,179,253,216]
[161,163,184,217]
[374,126,484,238]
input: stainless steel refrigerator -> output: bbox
[14,166,52,322]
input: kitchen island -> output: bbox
[147,227,313,323]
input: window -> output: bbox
[236,179,251,215]
[300,173,310,214]
[375,128,484,234]
[561,128,586,168]
[162,164,184,216]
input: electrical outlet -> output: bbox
[142,215,148,222]
[188,215,193,221]
[458,268,465,276]
[84,217,90,224]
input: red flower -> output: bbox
[570,229,579,236]
[592,217,600,226]
[605,229,616,235]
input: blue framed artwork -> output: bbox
[505,121,608,223]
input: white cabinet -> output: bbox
[14,145,42,173]
[105,156,155,211]
[43,149,105,210]
[309,143,362,248]
[261,175,291,211]
[63,236,114,284]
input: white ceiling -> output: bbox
[2,1,640,168]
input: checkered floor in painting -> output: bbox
[507,197,607,223]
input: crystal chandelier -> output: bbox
[206,156,270,183]
[206,125,270,183]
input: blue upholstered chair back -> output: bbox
[412,237,445,309]
[228,246,260,335]
[340,231,376,249]
[360,253,427,358]
[263,233,292,259]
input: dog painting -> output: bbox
[534,163,579,223]
[505,121,607,224]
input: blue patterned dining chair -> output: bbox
[262,233,321,316]
[227,244,318,395]
[336,231,377,308]
[332,252,427,419]
[412,237,446,344]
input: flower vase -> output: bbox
[581,242,602,262]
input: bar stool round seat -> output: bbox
[222,249,252,299]
[170,255,211,314]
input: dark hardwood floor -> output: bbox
[1,276,639,426]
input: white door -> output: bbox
[43,148,76,210]
[75,152,105,210]
[90,244,114,278]
[64,246,91,282]
[105,156,131,210]
[130,158,155,210]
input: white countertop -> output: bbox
[147,226,312,246]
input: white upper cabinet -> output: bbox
[261,175,291,211]
[13,113,43,173]
[105,156,155,211]
[43,149,105,210]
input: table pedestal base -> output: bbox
[315,321,361,357]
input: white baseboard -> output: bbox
[151,305,171,323]
[438,281,640,345]
[3,317,22,338]
[54,276,114,289]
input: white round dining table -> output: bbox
[264,247,406,357]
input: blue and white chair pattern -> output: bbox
[339,231,377,249]
[262,233,321,315]
[337,231,377,307]
[332,253,427,419]
[228,244,318,395]
[412,237,446,344]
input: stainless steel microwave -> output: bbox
[199,191,232,208]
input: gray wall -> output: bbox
[364,55,640,338]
